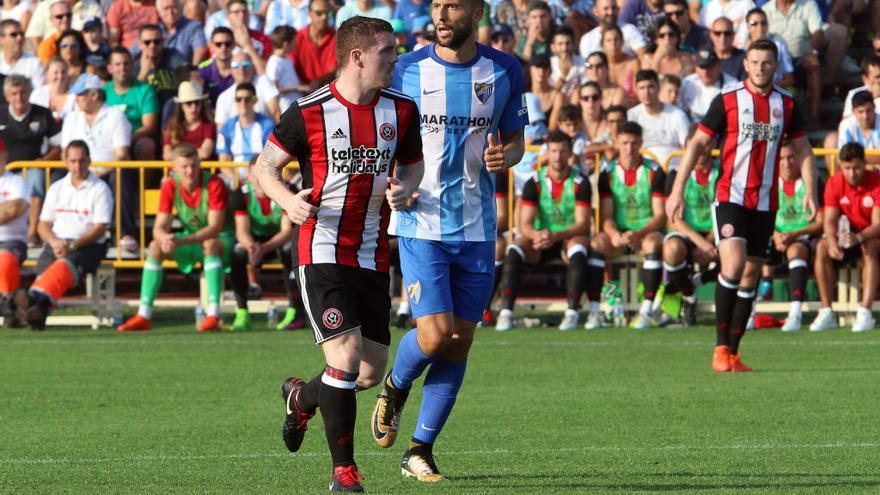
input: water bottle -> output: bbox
[839,215,852,248]
[194,306,205,329]
[613,296,625,328]
[267,301,277,329]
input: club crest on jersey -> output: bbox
[407,280,422,304]
[772,108,782,119]
[721,223,734,238]
[379,123,395,141]
[322,308,343,329]
[474,82,494,104]
[864,196,875,208]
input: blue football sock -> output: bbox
[390,329,433,390]
[412,357,467,445]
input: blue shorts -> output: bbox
[398,237,495,323]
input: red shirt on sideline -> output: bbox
[823,169,880,232]
[158,174,228,214]
[292,26,337,84]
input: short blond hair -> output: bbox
[171,143,199,162]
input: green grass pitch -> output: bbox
[2,310,880,494]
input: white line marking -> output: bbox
[3,443,879,465]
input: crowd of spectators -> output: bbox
[0,0,874,279]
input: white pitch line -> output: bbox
[3,443,879,466]
[1,339,879,348]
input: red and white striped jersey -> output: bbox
[697,82,806,212]
[269,82,423,272]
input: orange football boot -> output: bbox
[198,315,221,332]
[729,353,753,372]
[117,314,152,332]
[712,345,731,372]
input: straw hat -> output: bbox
[174,81,209,103]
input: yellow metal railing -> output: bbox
[5,160,305,269]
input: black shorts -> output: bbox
[0,240,28,263]
[834,245,863,268]
[765,236,813,266]
[712,202,776,259]
[663,231,710,263]
[297,263,391,346]
[36,242,107,282]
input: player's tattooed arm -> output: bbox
[256,140,317,225]
[500,129,525,169]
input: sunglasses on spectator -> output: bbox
[4,31,23,38]
[665,9,687,17]
[748,20,768,26]
[60,42,79,49]
[214,40,234,48]
[585,61,606,69]
[235,95,256,102]
[580,94,601,101]
[231,60,253,69]
[142,38,162,46]
[54,12,72,19]
[712,30,733,37]
[657,31,677,39]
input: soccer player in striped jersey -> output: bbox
[370,0,527,482]
[666,39,818,373]
[254,17,424,494]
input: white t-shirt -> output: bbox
[579,23,646,58]
[60,105,132,164]
[700,0,755,48]
[0,171,29,242]
[842,85,880,119]
[40,173,113,241]
[678,71,737,122]
[627,103,691,169]
[0,53,45,87]
[266,54,303,114]
[29,86,76,122]
[214,75,280,125]
[550,54,586,95]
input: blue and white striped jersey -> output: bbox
[388,44,528,242]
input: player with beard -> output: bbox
[370,0,527,483]
[666,39,817,372]
[253,17,424,493]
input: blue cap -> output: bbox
[70,74,105,95]
[491,24,514,39]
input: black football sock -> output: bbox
[230,248,249,309]
[715,275,740,347]
[489,259,503,309]
[788,258,808,302]
[586,252,606,303]
[693,262,719,287]
[641,253,662,302]
[664,261,693,296]
[319,365,359,467]
[729,288,756,355]
[499,246,524,311]
[295,372,323,413]
[566,248,587,310]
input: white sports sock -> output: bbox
[789,301,802,317]
[639,299,653,316]
[137,306,152,319]
[397,300,411,316]
[207,303,219,317]
[589,301,600,314]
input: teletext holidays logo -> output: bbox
[330,145,391,174]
